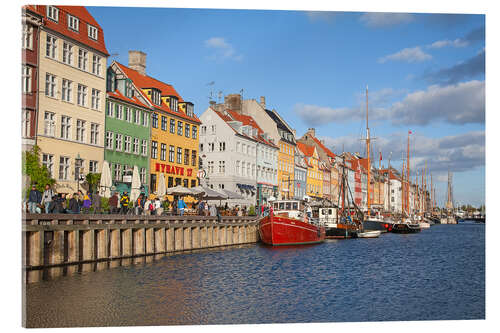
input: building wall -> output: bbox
[306,153,323,198]
[104,97,151,194]
[37,28,107,193]
[278,140,295,199]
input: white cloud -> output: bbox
[204,37,243,61]
[294,80,485,127]
[427,38,469,49]
[306,11,341,22]
[359,12,414,28]
[378,46,432,63]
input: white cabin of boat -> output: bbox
[272,200,305,220]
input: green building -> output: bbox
[105,63,153,195]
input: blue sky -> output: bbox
[88,7,485,207]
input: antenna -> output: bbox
[207,81,215,102]
[217,91,223,103]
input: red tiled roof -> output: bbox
[107,89,151,110]
[33,5,109,56]
[297,142,315,157]
[311,136,336,159]
[115,62,201,124]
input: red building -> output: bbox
[22,6,42,151]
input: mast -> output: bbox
[401,161,405,215]
[366,86,371,214]
[387,152,392,214]
[378,150,381,208]
[407,130,411,216]
[430,173,433,214]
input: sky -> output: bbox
[87,6,485,207]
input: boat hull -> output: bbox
[356,230,381,238]
[363,219,389,232]
[259,214,326,246]
[325,223,357,239]
[390,223,421,234]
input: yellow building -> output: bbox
[278,140,295,199]
[35,5,109,193]
[297,143,323,199]
[115,53,200,196]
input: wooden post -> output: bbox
[213,226,219,246]
[133,228,145,256]
[81,230,95,272]
[175,228,183,251]
[27,231,44,283]
[110,229,120,259]
[192,227,200,249]
[200,227,208,248]
[154,228,166,253]
[166,227,174,252]
[121,228,132,257]
[145,228,154,254]
[96,229,109,260]
[183,227,192,250]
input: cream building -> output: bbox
[34,5,109,193]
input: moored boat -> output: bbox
[390,218,422,234]
[259,200,325,246]
[356,230,381,238]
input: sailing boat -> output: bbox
[362,86,389,233]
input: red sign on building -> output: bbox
[155,163,193,177]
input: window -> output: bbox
[151,89,161,105]
[201,126,206,135]
[186,103,194,117]
[169,145,175,162]
[134,110,140,124]
[22,66,32,93]
[47,6,59,22]
[22,110,30,138]
[177,121,183,136]
[59,156,69,180]
[89,160,98,173]
[125,107,131,122]
[192,151,197,167]
[170,119,175,133]
[152,113,158,128]
[183,179,189,188]
[208,161,214,174]
[219,161,225,174]
[91,89,100,110]
[191,179,196,188]
[219,142,226,151]
[92,55,101,76]
[88,24,98,40]
[45,73,56,98]
[168,176,174,188]
[142,112,148,126]
[77,84,87,106]
[192,126,197,139]
[211,125,216,134]
[161,116,167,131]
[141,139,147,156]
[237,142,240,152]
[116,104,123,119]
[125,80,133,98]
[208,143,214,152]
[60,116,71,140]
[44,112,55,136]
[114,164,121,181]
[90,123,99,145]
[77,48,88,71]
[62,42,73,65]
[169,97,178,112]
[184,149,189,165]
[76,119,85,142]
[177,147,182,164]
[42,154,54,177]
[61,79,72,102]
[160,143,167,161]
[200,143,203,152]
[140,168,146,184]
[185,124,190,138]
[106,101,113,117]
[67,14,79,31]
[236,161,240,175]
[105,131,113,149]
[46,35,57,59]
[22,24,33,49]
[133,138,139,154]
[115,133,122,151]
[124,136,131,152]
[151,141,158,159]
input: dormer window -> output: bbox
[125,80,134,98]
[88,25,98,40]
[67,14,79,32]
[186,102,194,117]
[151,89,161,106]
[106,68,115,92]
[47,6,59,22]
[169,96,178,112]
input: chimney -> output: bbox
[209,100,216,106]
[224,94,242,113]
[260,96,266,109]
[128,50,147,75]
[307,128,316,137]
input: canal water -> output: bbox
[25,223,485,327]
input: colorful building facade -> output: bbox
[297,142,323,199]
[34,5,109,194]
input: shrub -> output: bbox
[248,205,256,216]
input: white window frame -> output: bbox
[47,6,59,22]
[22,110,31,138]
[125,107,131,122]
[115,133,123,151]
[22,24,33,49]
[134,110,140,124]
[105,131,113,149]
[59,156,70,180]
[60,115,71,140]
[42,154,54,177]
[77,84,87,107]
[44,111,55,136]
[117,104,123,119]
[62,42,73,65]
[140,168,146,184]
[45,73,56,98]
[92,54,101,76]
[90,123,99,145]
[88,24,98,40]
[141,140,147,156]
[133,138,139,154]
[91,88,100,110]
[124,135,131,153]
[22,66,32,93]
[107,101,114,117]
[76,119,86,142]
[78,48,88,71]
[46,34,57,59]
[61,79,72,102]
[89,160,98,173]
[67,14,79,32]
[160,143,167,161]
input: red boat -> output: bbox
[259,200,326,246]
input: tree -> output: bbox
[22,146,55,195]
[85,173,101,193]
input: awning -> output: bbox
[237,183,256,191]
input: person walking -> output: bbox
[41,184,55,214]
[67,193,80,214]
[155,197,163,216]
[28,184,42,214]
[178,197,187,216]
[109,192,119,214]
[120,192,130,214]
[92,191,101,214]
